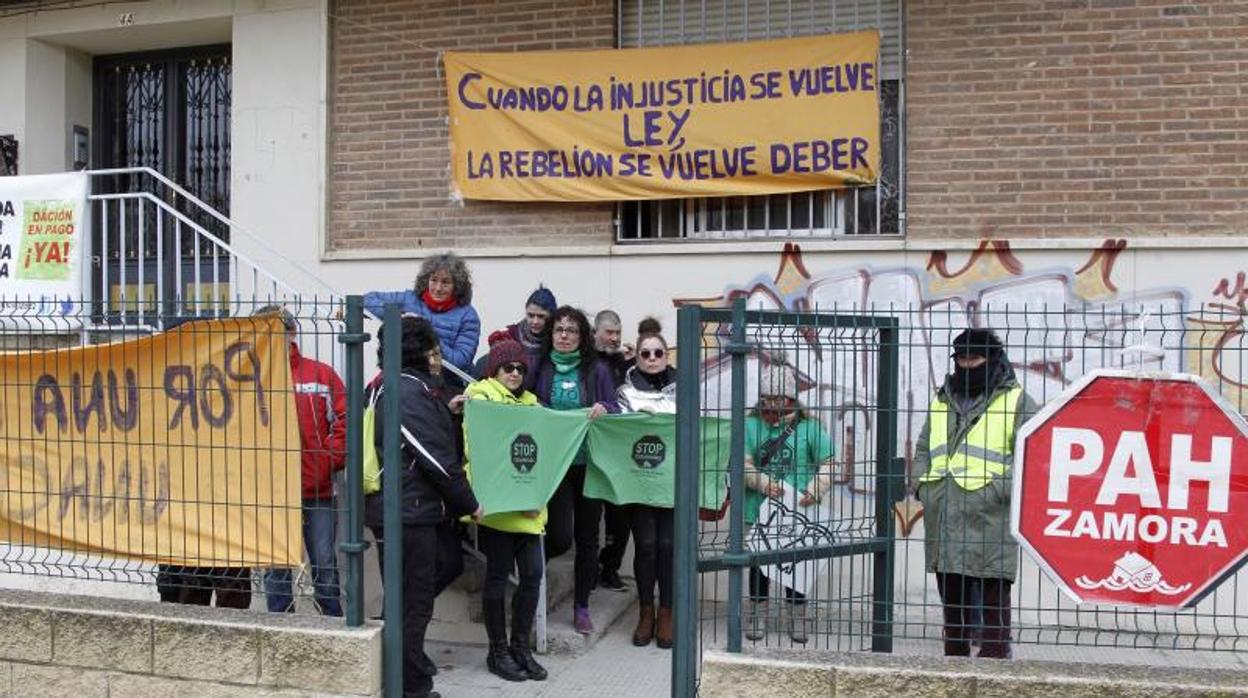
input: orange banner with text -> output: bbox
[445,31,880,202]
[0,317,302,566]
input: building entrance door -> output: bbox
[93,44,232,320]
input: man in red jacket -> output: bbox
[260,306,347,616]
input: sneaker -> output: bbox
[599,568,627,592]
[573,605,594,635]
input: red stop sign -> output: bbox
[1012,370,1248,608]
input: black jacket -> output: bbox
[372,370,479,526]
[527,357,622,413]
[596,349,632,389]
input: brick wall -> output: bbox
[328,0,617,254]
[906,0,1248,239]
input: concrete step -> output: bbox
[543,576,638,657]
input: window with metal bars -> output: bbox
[616,0,903,241]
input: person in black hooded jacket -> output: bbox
[373,315,482,698]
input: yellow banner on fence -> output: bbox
[0,318,302,566]
[445,31,880,202]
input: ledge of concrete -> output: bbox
[0,588,381,697]
[701,648,1248,697]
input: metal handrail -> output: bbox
[87,166,341,300]
[90,190,295,300]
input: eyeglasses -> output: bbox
[500,362,527,375]
[640,349,665,360]
[554,326,580,336]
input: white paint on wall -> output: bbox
[0,40,25,149]
[23,39,68,174]
[228,0,330,298]
[64,46,92,168]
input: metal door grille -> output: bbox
[94,45,232,320]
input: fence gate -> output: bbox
[672,299,900,696]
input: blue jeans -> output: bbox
[265,497,343,616]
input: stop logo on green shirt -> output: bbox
[743,415,835,524]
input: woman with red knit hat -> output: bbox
[463,339,548,683]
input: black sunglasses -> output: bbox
[500,362,527,375]
[640,349,665,360]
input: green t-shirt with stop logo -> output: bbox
[584,413,676,507]
[464,399,590,516]
[583,413,733,509]
[743,415,835,524]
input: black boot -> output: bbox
[510,583,547,681]
[510,635,548,681]
[487,643,528,682]
[484,598,528,682]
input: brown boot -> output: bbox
[632,604,656,646]
[656,607,674,649]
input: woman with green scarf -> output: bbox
[527,306,620,635]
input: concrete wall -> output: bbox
[0,588,379,697]
[701,648,1248,697]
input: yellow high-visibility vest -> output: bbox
[921,386,1023,491]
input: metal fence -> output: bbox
[0,297,368,625]
[673,299,1248,695]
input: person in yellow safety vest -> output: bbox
[912,328,1037,659]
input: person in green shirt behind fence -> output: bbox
[463,339,548,684]
[742,364,837,644]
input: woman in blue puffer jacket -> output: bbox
[362,253,481,380]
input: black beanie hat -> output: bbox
[951,328,1004,358]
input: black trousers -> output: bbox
[599,502,632,576]
[478,526,544,645]
[156,566,252,609]
[631,505,673,608]
[748,567,805,605]
[399,524,439,697]
[370,520,465,596]
[544,465,602,607]
[935,572,1012,659]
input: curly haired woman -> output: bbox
[363,253,481,377]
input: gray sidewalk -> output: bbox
[425,601,672,697]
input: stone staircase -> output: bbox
[424,548,638,656]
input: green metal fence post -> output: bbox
[338,295,370,627]
[673,303,702,698]
[872,321,900,653]
[381,305,404,696]
[725,297,748,653]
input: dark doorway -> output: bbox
[93,44,232,322]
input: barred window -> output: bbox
[616,0,903,241]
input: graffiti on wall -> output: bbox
[677,240,1246,522]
